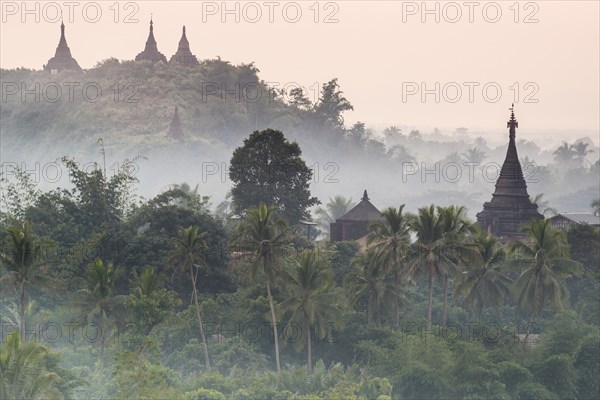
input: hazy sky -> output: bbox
[1,1,599,133]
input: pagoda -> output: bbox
[43,22,82,72]
[135,18,167,63]
[476,105,543,238]
[169,26,199,66]
[167,106,184,138]
[330,190,383,242]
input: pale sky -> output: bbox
[1,1,599,133]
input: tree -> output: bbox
[0,332,79,399]
[0,223,49,341]
[314,196,355,238]
[230,203,288,375]
[552,142,574,164]
[367,205,411,326]
[229,129,319,224]
[592,198,600,216]
[461,147,487,164]
[168,226,211,371]
[530,193,557,217]
[510,219,583,323]
[571,141,594,167]
[313,78,354,127]
[346,248,398,326]
[406,205,469,329]
[437,205,475,327]
[280,250,344,372]
[75,259,122,382]
[453,232,512,317]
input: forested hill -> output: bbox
[0,58,354,154]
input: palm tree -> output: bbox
[461,147,487,164]
[314,196,355,237]
[454,232,512,317]
[367,205,410,326]
[346,248,398,326]
[231,203,288,375]
[571,142,594,167]
[168,226,211,371]
[510,219,583,326]
[407,205,469,329]
[0,332,75,399]
[75,259,121,382]
[437,205,474,327]
[0,223,48,341]
[530,193,557,217]
[553,142,574,164]
[280,250,344,372]
[130,266,161,297]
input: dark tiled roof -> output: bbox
[336,190,383,221]
[551,213,600,225]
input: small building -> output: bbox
[135,18,167,63]
[330,190,383,242]
[549,213,600,230]
[169,26,199,66]
[43,22,82,73]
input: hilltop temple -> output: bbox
[43,22,81,72]
[135,18,168,63]
[331,190,384,242]
[476,106,543,238]
[169,26,199,66]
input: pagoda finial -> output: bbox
[362,190,369,201]
[150,16,153,32]
[507,103,518,140]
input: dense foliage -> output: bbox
[1,129,598,399]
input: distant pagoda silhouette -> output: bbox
[476,105,543,238]
[168,106,184,138]
[169,26,199,66]
[44,22,81,72]
[135,18,167,63]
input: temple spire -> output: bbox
[476,106,542,238]
[507,103,518,141]
[168,106,184,138]
[169,25,199,66]
[44,22,81,72]
[135,17,167,63]
[362,190,369,201]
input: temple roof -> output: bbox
[476,105,543,238]
[135,18,167,63]
[336,190,383,221]
[44,22,82,72]
[169,26,199,66]
[168,106,184,138]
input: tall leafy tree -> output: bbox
[168,226,211,371]
[346,248,398,326]
[229,129,319,224]
[454,232,512,317]
[407,205,468,329]
[313,78,354,127]
[280,250,344,372]
[0,332,79,399]
[510,219,583,324]
[0,223,49,341]
[553,142,574,164]
[367,205,411,326]
[314,196,355,237]
[75,259,123,382]
[437,205,474,327]
[231,203,288,375]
